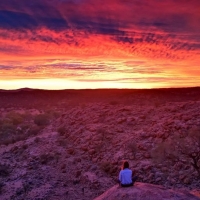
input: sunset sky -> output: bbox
[0,0,200,89]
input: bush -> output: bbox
[57,126,66,136]
[22,111,33,121]
[127,141,137,158]
[0,118,11,125]
[6,112,23,125]
[0,181,4,194]
[0,122,16,140]
[28,126,42,136]
[0,164,11,177]
[100,161,117,175]
[39,153,59,165]
[151,127,200,177]
[34,114,50,126]
[52,111,61,118]
[20,124,30,132]
[45,110,60,119]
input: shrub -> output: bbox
[52,111,61,118]
[0,122,16,138]
[39,153,59,165]
[151,127,200,177]
[28,126,42,136]
[22,111,33,121]
[20,124,30,132]
[14,134,27,143]
[57,138,68,146]
[57,126,66,136]
[34,137,40,143]
[34,114,50,126]
[0,181,4,194]
[0,119,16,145]
[6,112,23,125]
[100,161,116,175]
[100,161,112,173]
[0,164,11,177]
[45,110,60,119]
[127,141,138,158]
[0,118,12,125]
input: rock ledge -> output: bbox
[94,182,200,200]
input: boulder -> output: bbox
[94,182,200,200]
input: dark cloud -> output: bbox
[21,62,107,76]
[0,65,15,70]
[157,16,188,33]
[68,16,125,36]
[169,42,200,51]
[113,36,134,44]
[76,76,181,83]
[0,43,24,54]
[29,34,62,44]
[138,14,188,33]
[0,9,68,31]
[38,17,68,31]
[43,62,106,71]
[0,10,37,30]
[0,0,124,35]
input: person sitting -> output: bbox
[118,160,137,187]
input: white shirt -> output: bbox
[119,168,132,184]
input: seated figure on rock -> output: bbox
[118,160,137,187]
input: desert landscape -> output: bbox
[0,88,200,200]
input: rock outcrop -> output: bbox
[94,183,200,200]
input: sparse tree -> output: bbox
[151,127,200,177]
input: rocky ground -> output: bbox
[0,88,200,199]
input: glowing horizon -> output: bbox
[0,0,200,89]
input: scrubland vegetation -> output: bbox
[151,127,200,177]
[0,110,60,145]
[0,88,200,199]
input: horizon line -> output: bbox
[1,86,200,92]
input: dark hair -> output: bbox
[122,161,129,169]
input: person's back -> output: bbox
[119,168,132,185]
[118,160,137,187]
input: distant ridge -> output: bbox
[0,86,200,92]
[0,88,35,93]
